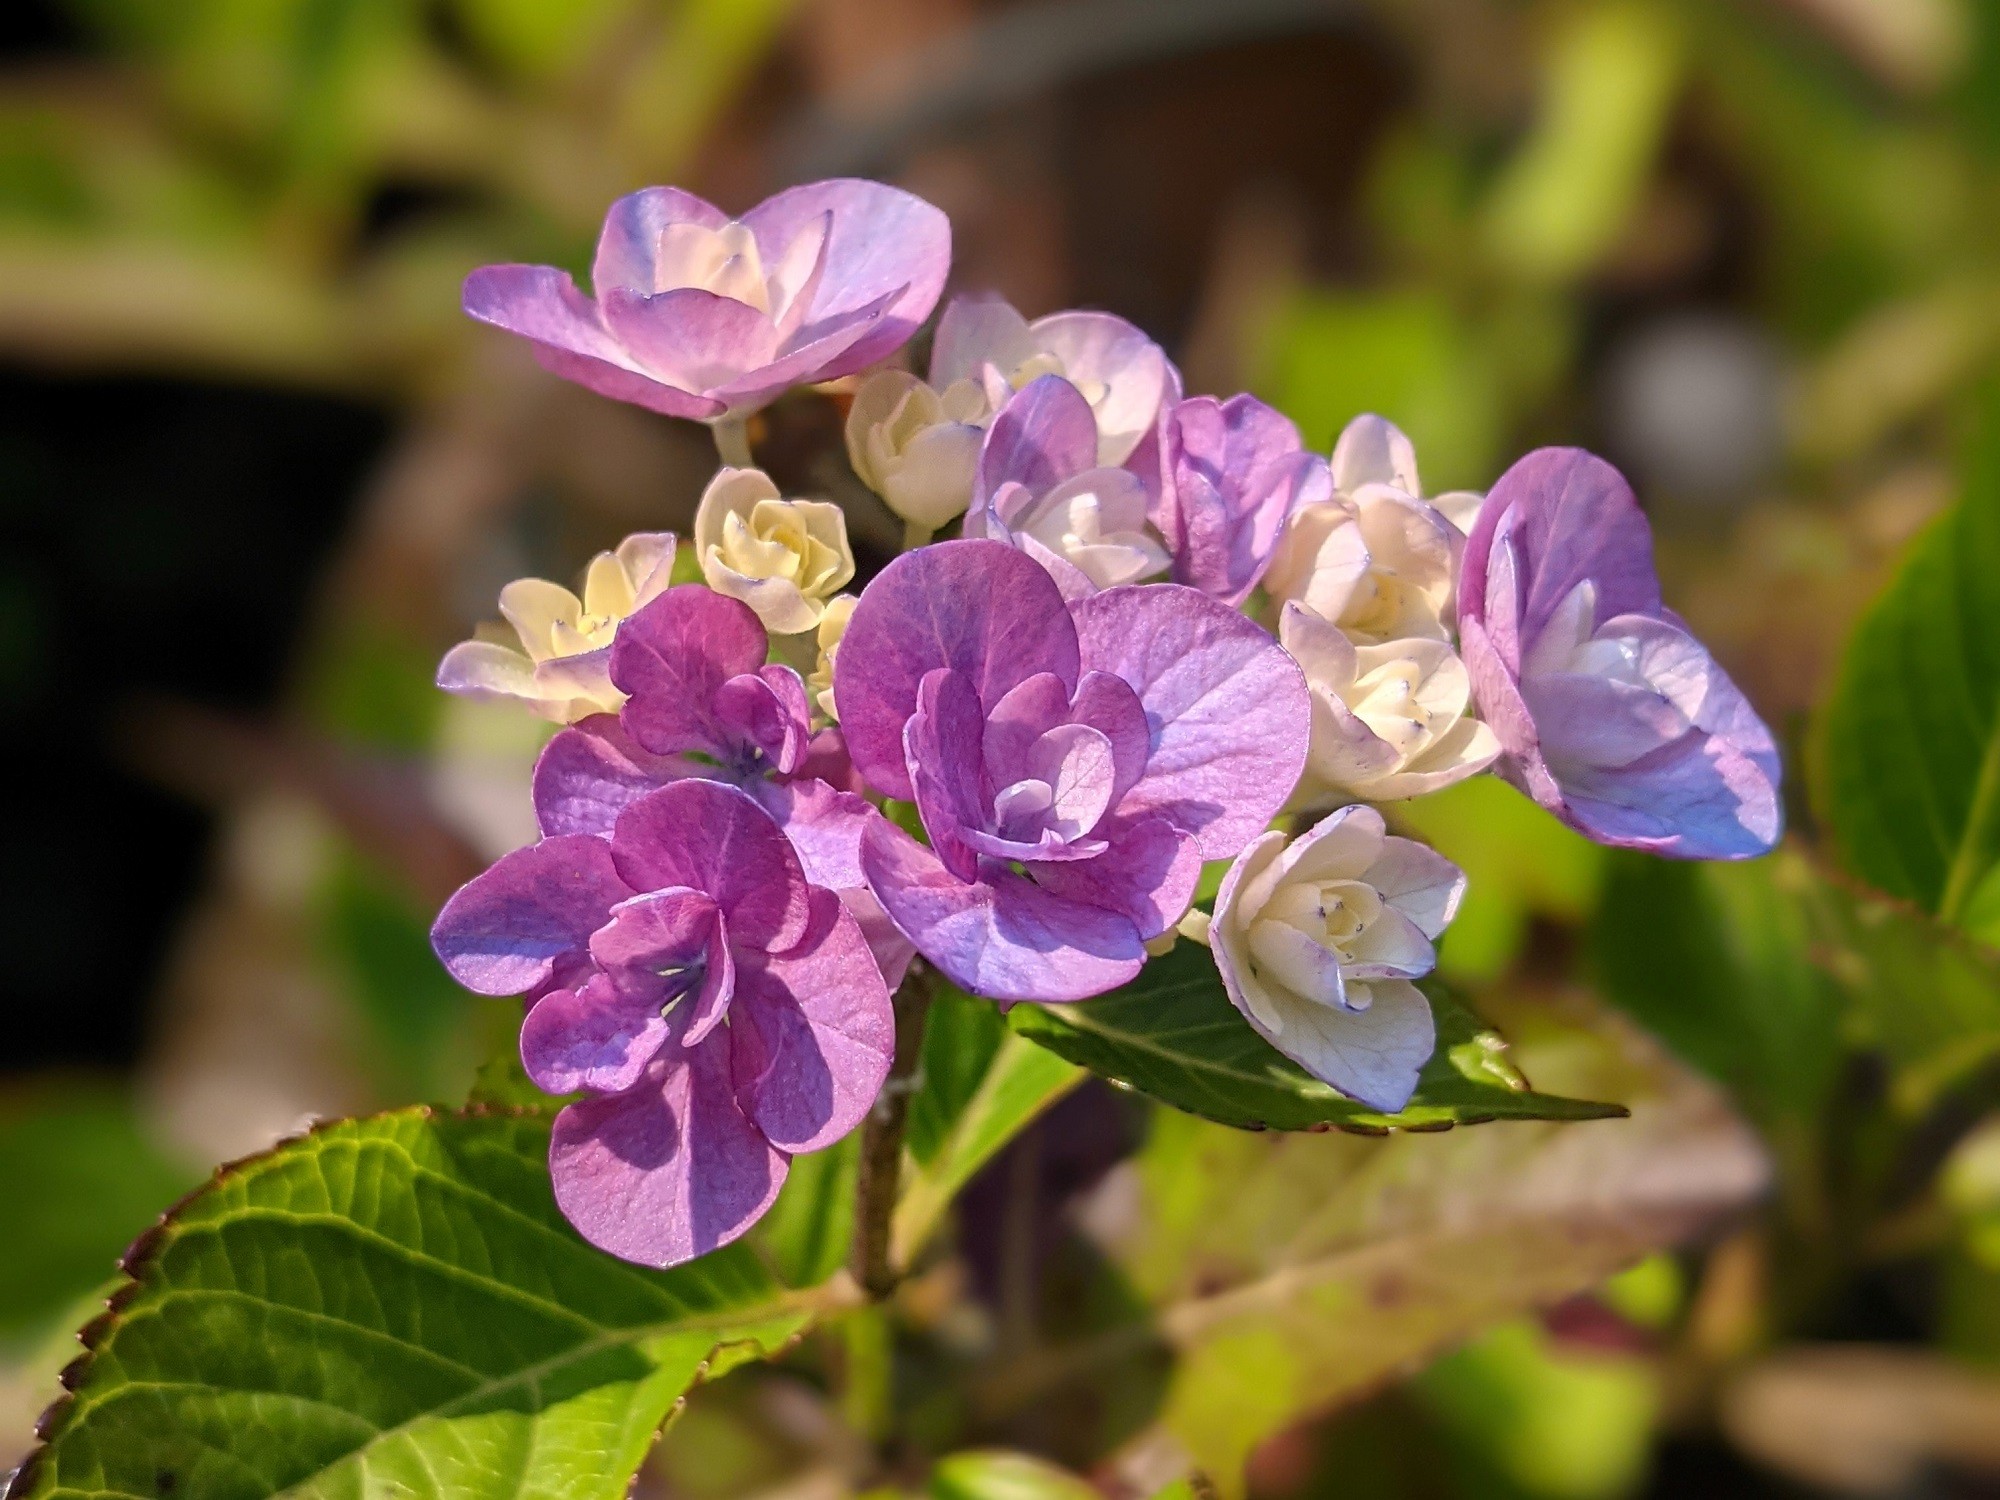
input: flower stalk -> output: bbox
[852,964,932,1299]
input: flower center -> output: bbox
[1245,878,1386,1008]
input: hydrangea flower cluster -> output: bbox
[432,177,1782,1266]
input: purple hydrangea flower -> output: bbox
[929,293,1178,465]
[963,375,1169,599]
[431,779,894,1266]
[533,584,913,985]
[834,538,1311,1000]
[1150,394,1333,607]
[463,180,950,422]
[1458,447,1782,858]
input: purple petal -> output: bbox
[930,292,1033,388]
[748,774,880,892]
[1071,583,1311,859]
[859,819,1146,1001]
[714,666,812,776]
[431,835,631,995]
[907,668,989,881]
[590,888,735,1046]
[1461,448,1663,649]
[534,714,699,838]
[1030,814,1201,941]
[592,186,729,295]
[981,672,1074,786]
[730,888,895,1153]
[611,781,812,951]
[1032,310,1173,464]
[612,586,769,760]
[549,1045,787,1268]
[599,286,778,396]
[703,284,907,409]
[462,265,723,421]
[834,538,1081,799]
[1158,395,1328,607]
[740,178,950,373]
[976,375,1098,508]
[520,973,674,1096]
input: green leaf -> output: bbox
[1005,941,1625,1133]
[1594,851,1843,1130]
[753,1135,858,1290]
[1815,381,2000,934]
[11,1107,845,1500]
[930,1449,1102,1500]
[892,987,1085,1269]
[0,1085,196,1345]
[1060,1002,1764,1495]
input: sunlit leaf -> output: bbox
[1814,377,2000,934]
[755,1135,858,1291]
[1006,942,1625,1134]
[10,1107,842,1500]
[930,1449,1101,1500]
[1048,1005,1764,1495]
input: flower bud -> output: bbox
[807,593,857,722]
[1280,604,1498,804]
[436,532,676,723]
[693,467,855,635]
[845,370,984,530]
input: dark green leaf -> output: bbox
[10,1107,840,1500]
[1815,380,2000,934]
[1006,942,1624,1133]
[1594,851,1842,1128]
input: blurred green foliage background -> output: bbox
[6,0,2000,1495]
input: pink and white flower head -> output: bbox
[1150,394,1333,607]
[430,779,894,1267]
[463,180,950,422]
[963,376,1169,599]
[835,538,1310,1001]
[1211,804,1465,1113]
[1458,447,1782,859]
[929,293,1179,465]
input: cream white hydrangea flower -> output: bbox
[1281,603,1499,805]
[694,466,855,635]
[436,532,676,723]
[1211,803,1465,1112]
[807,592,856,722]
[1261,414,1467,643]
[844,369,985,533]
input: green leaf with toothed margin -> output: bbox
[1005,941,1624,1133]
[7,1106,845,1500]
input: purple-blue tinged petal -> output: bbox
[520,974,674,1096]
[588,887,735,1047]
[429,834,632,995]
[1030,814,1202,941]
[534,714,701,838]
[592,186,729,295]
[1460,447,1782,859]
[858,819,1146,1000]
[739,179,950,374]
[906,668,989,881]
[1155,394,1328,607]
[599,286,778,395]
[609,781,812,952]
[549,1046,788,1268]
[462,265,726,421]
[834,538,1081,799]
[714,666,813,776]
[612,585,770,759]
[975,374,1099,507]
[1070,583,1311,860]
[730,887,895,1153]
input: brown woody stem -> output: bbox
[851,965,931,1299]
